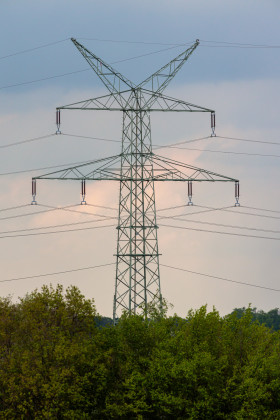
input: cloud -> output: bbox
[0,64,279,317]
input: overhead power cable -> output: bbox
[216,135,280,147]
[0,216,117,237]
[86,203,117,212]
[0,223,115,240]
[199,39,280,49]
[60,132,280,149]
[157,203,280,220]
[0,204,30,213]
[159,223,280,241]
[191,204,280,221]
[156,144,280,158]
[38,203,116,219]
[0,159,91,177]
[2,37,279,63]
[0,69,90,90]
[0,134,55,149]
[0,203,116,223]
[1,217,278,240]
[203,205,280,221]
[154,136,212,150]
[155,135,280,151]
[61,133,121,144]
[0,262,115,284]
[78,37,280,49]
[242,205,280,214]
[156,204,232,217]
[158,215,280,235]
[0,204,80,222]
[161,263,280,292]
[77,37,193,47]
[0,38,70,60]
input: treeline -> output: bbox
[0,285,280,419]
[97,308,280,331]
[232,306,280,331]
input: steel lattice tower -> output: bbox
[32,39,239,323]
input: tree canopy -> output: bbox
[0,284,279,419]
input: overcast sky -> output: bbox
[0,0,280,317]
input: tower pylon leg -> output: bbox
[113,105,161,323]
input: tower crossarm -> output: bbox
[57,91,131,111]
[138,90,214,112]
[71,38,135,106]
[33,153,238,183]
[136,40,199,108]
[57,90,213,113]
[150,154,238,182]
[33,155,122,181]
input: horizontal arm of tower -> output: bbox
[57,90,214,113]
[139,90,214,112]
[33,152,238,183]
[33,154,123,181]
[57,91,132,111]
[71,38,135,105]
[150,154,238,182]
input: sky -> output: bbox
[0,0,280,317]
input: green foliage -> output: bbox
[232,306,280,331]
[0,286,280,418]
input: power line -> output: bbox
[156,145,280,159]
[0,69,90,90]
[154,136,212,150]
[0,134,55,149]
[111,43,191,64]
[0,262,115,284]
[161,263,280,292]
[0,204,30,213]
[197,205,280,221]
[218,208,280,221]
[0,223,115,240]
[242,205,280,214]
[157,204,232,216]
[77,37,192,47]
[73,37,280,49]
[0,159,91,177]
[200,40,280,48]
[61,133,121,144]
[200,45,280,49]
[3,130,278,156]
[0,216,116,237]
[159,223,280,241]
[0,202,116,223]
[3,217,277,240]
[0,38,70,60]
[0,204,80,222]
[158,215,280,235]
[216,135,280,147]
[86,203,117,212]
[159,204,280,222]
[38,203,116,219]
[155,135,280,151]
[2,37,279,63]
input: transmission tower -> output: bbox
[31,39,239,323]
